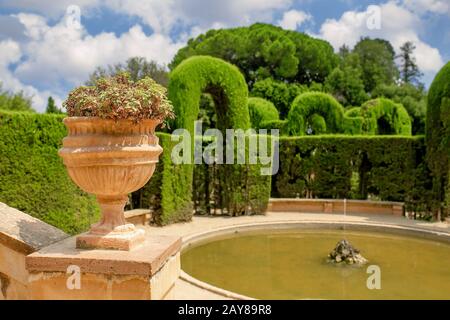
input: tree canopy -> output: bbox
[86,57,169,87]
[0,84,35,112]
[170,23,338,87]
[352,38,398,93]
[250,78,308,117]
[324,65,367,107]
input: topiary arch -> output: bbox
[168,55,270,219]
[287,92,344,135]
[169,55,250,133]
[426,61,450,219]
[359,98,411,135]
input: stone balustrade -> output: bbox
[0,202,181,300]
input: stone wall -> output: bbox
[0,202,181,300]
[267,198,404,216]
[0,202,68,299]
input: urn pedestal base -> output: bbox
[76,195,145,251]
[76,228,145,251]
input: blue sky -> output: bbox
[0,0,449,112]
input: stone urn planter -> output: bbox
[59,117,162,250]
[59,73,174,251]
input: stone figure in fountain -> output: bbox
[328,239,368,265]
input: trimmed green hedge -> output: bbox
[272,135,432,214]
[426,61,450,216]
[343,115,364,135]
[192,135,272,216]
[259,119,288,135]
[0,111,438,227]
[130,133,193,225]
[248,97,279,129]
[0,111,99,234]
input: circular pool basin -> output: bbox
[181,223,450,300]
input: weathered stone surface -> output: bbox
[149,253,180,300]
[76,228,145,251]
[0,203,67,299]
[125,209,151,225]
[0,243,28,284]
[267,198,404,216]
[0,272,28,300]
[328,239,368,265]
[27,244,180,300]
[26,234,181,277]
[0,202,68,254]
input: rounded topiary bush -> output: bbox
[248,97,279,129]
[287,92,344,135]
[426,61,450,216]
[427,61,450,151]
[360,98,411,135]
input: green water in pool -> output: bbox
[181,229,450,299]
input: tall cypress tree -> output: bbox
[45,96,62,114]
[397,41,423,86]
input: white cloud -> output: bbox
[0,39,62,112]
[106,0,178,34]
[2,0,293,35]
[402,0,450,14]
[14,13,49,40]
[14,18,183,86]
[318,1,445,74]
[108,0,293,33]
[278,10,312,30]
[0,0,295,112]
[1,12,184,112]
[0,39,21,66]
[0,0,102,18]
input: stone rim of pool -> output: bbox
[180,221,450,300]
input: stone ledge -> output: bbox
[268,198,404,216]
[0,202,68,254]
[124,209,151,225]
[26,233,181,277]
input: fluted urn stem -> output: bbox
[90,195,133,235]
